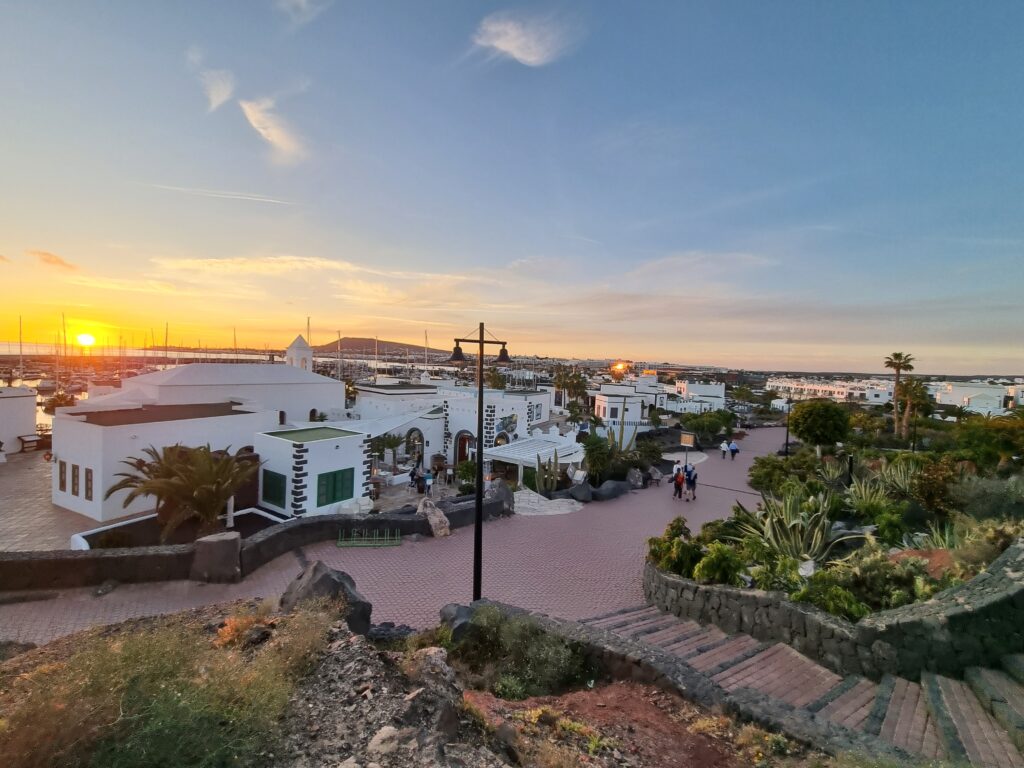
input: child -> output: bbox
[673,470,684,500]
[425,469,434,497]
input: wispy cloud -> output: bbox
[275,0,332,27]
[199,69,235,111]
[239,98,307,163]
[147,183,295,205]
[184,47,235,112]
[153,254,496,284]
[473,11,582,67]
[29,250,77,271]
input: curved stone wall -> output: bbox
[643,539,1024,681]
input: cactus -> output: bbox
[535,449,560,493]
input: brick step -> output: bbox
[687,634,762,673]
[870,676,946,760]
[814,678,878,732]
[583,606,661,630]
[922,672,1024,768]
[1004,656,1024,687]
[712,643,841,708]
[641,619,706,647]
[581,605,654,626]
[616,615,683,638]
[662,627,726,657]
[967,668,1024,753]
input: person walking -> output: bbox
[728,440,740,461]
[719,440,729,459]
[672,470,684,500]
[684,464,698,501]
[424,469,434,497]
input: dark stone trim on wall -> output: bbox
[643,538,1024,681]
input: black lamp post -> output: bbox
[448,322,510,602]
[783,397,793,457]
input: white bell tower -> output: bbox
[285,335,313,371]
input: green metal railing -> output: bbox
[336,528,402,548]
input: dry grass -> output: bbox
[0,601,337,768]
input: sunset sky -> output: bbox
[1,1,1022,374]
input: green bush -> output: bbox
[692,542,745,586]
[453,606,592,699]
[458,483,476,496]
[791,581,869,622]
[647,517,704,578]
[521,466,537,492]
[747,451,818,495]
[951,476,1024,520]
[750,554,803,593]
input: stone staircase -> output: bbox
[583,606,1024,767]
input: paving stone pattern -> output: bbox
[0,428,780,645]
[585,605,1024,768]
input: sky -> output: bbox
[1,1,1022,375]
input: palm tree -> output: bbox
[106,445,258,541]
[897,377,931,439]
[552,365,570,408]
[565,400,586,427]
[884,352,915,433]
[566,372,589,404]
[950,405,972,423]
[370,433,405,471]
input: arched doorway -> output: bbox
[309,408,318,421]
[278,410,287,425]
[405,428,424,467]
[454,430,474,464]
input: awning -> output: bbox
[318,411,434,439]
[480,435,583,467]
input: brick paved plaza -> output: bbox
[0,428,782,646]
[0,451,101,551]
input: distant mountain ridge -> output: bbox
[310,337,448,356]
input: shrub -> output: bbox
[951,476,1024,521]
[647,517,703,578]
[458,483,476,496]
[750,554,803,593]
[692,542,744,586]
[452,606,592,699]
[791,581,869,622]
[521,466,537,491]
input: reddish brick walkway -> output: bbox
[0,428,783,645]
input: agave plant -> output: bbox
[844,477,892,520]
[817,460,846,490]
[730,490,864,563]
[875,461,918,499]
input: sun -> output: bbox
[76,333,96,347]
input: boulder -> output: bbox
[626,467,644,489]
[404,646,457,688]
[417,497,451,537]
[279,560,372,635]
[484,478,515,515]
[568,483,593,503]
[592,479,633,502]
[549,489,573,500]
[189,531,241,583]
[439,602,475,642]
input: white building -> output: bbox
[0,386,38,457]
[665,380,725,414]
[593,392,650,437]
[766,377,894,405]
[254,426,371,517]
[52,402,278,521]
[50,344,354,521]
[932,382,1010,416]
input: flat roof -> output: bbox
[264,426,360,442]
[77,402,250,426]
[356,383,437,392]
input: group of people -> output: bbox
[719,440,740,460]
[408,466,435,496]
[671,460,697,501]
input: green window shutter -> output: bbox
[339,467,354,501]
[262,470,286,508]
[317,473,330,506]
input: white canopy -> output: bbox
[480,435,583,467]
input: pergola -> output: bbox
[478,434,584,488]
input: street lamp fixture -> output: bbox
[784,397,793,457]
[447,323,510,602]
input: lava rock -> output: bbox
[279,561,372,635]
[568,483,593,503]
[439,602,475,642]
[592,479,633,501]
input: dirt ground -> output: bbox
[465,679,820,768]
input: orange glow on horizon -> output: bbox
[76,333,96,347]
